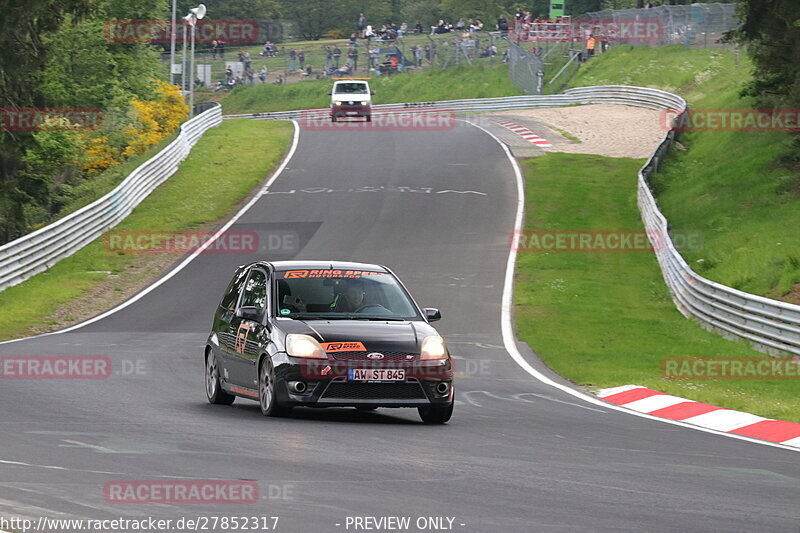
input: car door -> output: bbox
[212,266,248,387]
[226,267,271,389]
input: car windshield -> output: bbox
[274,269,419,320]
[334,83,368,94]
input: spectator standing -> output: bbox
[424,43,431,62]
[289,49,297,71]
[586,34,596,59]
[325,46,333,69]
[242,51,251,71]
[333,46,341,68]
[259,66,268,83]
[348,47,358,71]
[415,45,423,66]
[599,33,609,53]
[414,21,423,34]
[211,39,219,59]
[497,16,509,38]
[358,12,367,38]
[298,50,305,70]
[218,39,225,59]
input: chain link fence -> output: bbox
[508,3,739,94]
[577,3,738,48]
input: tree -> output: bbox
[0,0,96,242]
[0,0,168,243]
[737,0,800,111]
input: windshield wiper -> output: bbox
[345,316,406,321]
[288,314,349,321]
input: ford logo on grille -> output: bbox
[366,352,385,359]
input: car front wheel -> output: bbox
[259,359,291,417]
[418,402,453,424]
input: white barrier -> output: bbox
[0,104,222,291]
[227,86,800,356]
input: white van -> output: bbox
[329,80,375,122]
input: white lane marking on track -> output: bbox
[514,392,607,413]
[59,440,115,453]
[459,391,484,407]
[0,121,301,345]
[464,117,800,454]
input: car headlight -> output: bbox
[286,334,327,359]
[420,336,448,360]
[334,101,343,106]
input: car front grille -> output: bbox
[320,380,427,400]
[331,351,416,362]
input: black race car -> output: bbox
[204,261,454,424]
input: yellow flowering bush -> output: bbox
[123,80,189,157]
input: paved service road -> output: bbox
[0,121,798,533]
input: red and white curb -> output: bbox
[494,120,552,147]
[598,385,800,448]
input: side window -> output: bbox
[220,267,248,310]
[241,269,268,312]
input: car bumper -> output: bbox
[273,353,454,408]
[331,105,371,118]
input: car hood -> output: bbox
[280,320,438,353]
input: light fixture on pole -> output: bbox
[187,4,206,117]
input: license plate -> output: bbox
[346,111,358,115]
[348,368,405,381]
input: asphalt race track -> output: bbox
[1,121,798,532]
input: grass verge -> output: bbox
[220,64,522,114]
[514,153,800,423]
[0,119,293,341]
[570,44,800,302]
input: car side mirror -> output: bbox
[370,90,376,95]
[236,306,264,322]
[424,308,441,322]
[327,91,332,95]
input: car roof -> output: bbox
[266,260,387,273]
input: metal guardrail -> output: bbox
[0,104,222,291]
[3,88,797,356]
[226,87,800,356]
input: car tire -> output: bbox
[331,115,337,122]
[365,114,372,122]
[206,349,235,405]
[259,359,291,417]
[418,402,453,424]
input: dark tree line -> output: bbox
[736,0,800,155]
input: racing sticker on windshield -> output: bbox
[281,269,382,279]
[322,342,366,353]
